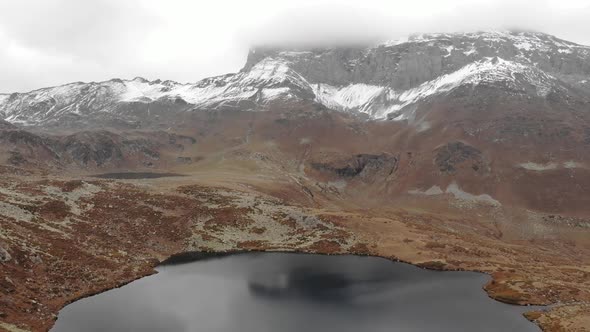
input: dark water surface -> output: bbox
[52,253,542,332]
[92,172,185,179]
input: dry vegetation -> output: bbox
[1,109,589,332]
[0,168,588,332]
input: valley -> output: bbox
[1,30,590,331]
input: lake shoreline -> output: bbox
[48,248,548,332]
[2,176,582,332]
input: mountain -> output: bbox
[2,30,590,332]
[2,30,589,128]
[1,29,590,206]
[1,30,590,209]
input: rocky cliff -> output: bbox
[2,30,589,128]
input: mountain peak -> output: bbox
[131,77,149,83]
[2,29,589,127]
[380,29,583,48]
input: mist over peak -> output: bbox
[1,0,589,92]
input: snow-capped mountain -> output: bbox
[1,30,589,127]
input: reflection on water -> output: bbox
[52,253,543,332]
[248,266,396,302]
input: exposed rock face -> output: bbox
[0,130,61,164]
[0,120,15,130]
[1,30,589,127]
[0,245,10,262]
[61,131,125,166]
[6,151,27,166]
[0,30,590,332]
[434,142,485,174]
[0,126,194,169]
[311,153,398,180]
[247,31,590,90]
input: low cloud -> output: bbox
[241,0,590,47]
[0,0,589,92]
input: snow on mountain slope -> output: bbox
[0,30,588,126]
[382,30,590,66]
[313,57,562,119]
[0,58,313,125]
[119,57,312,106]
[181,57,314,108]
[313,84,386,111]
[383,30,587,50]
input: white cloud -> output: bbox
[0,0,589,92]
[547,0,589,9]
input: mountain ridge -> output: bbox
[1,30,590,332]
[1,30,589,127]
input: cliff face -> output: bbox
[2,30,590,128]
[1,30,590,332]
[245,30,590,89]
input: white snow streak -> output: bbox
[313,57,555,120]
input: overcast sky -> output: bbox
[1,0,589,92]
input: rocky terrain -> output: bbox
[3,30,590,127]
[1,30,590,331]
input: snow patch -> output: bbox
[382,35,410,47]
[378,30,580,57]
[312,57,556,120]
[2,30,579,125]
[443,45,454,57]
[261,87,291,99]
[240,58,292,85]
[563,161,584,169]
[515,42,533,51]
[463,48,477,56]
[520,161,585,170]
[313,84,385,111]
[279,51,312,57]
[519,162,559,171]
[409,183,500,206]
[445,182,501,206]
[408,186,444,196]
[118,58,310,108]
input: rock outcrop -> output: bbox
[2,30,589,128]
